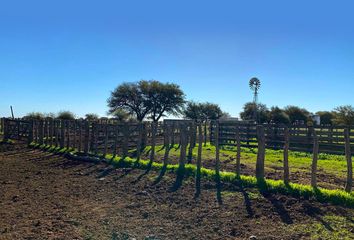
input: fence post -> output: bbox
[256,125,265,179]
[112,124,119,158]
[103,124,109,157]
[33,120,38,143]
[311,130,319,188]
[235,125,241,177]
[174,123,188,189]
[90,122,97,154]
[0,118,4,135]
[55,120,59,147]
[215,121,222,203]
[72,120,77,150]
[60,120,65,148]
[204,121,208,146]
[133,123,144,163]
[38,120,44,145]
[122,123,130,159]
[84,121,90,154]
[194,123,203,197]
[66,121,71,149]
[146,122,157,166]
[3,118,8,141]
[78,120,82,152]
[28,120,34,145]
[187,122,195,163]
[154,123,172,184]
[283,126,290,184]
[344,128,352,192]
[16,119,20,140]
[50,119,54,146]
[170,122,175,148]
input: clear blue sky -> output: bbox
[1,0,353,118]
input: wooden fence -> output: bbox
[210,121,354,155]
[1,118,353,194]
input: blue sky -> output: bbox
[1,0,353,118]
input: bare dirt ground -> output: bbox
[0,141,354,240]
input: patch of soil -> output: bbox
[0,143,353,239]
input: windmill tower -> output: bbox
[249,77,261,122]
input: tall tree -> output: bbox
[269,106,290,124]
[85,113,99,121]
[142,80,185,122]
[108,80,185,122]
[202,102,224,121]
[111,109,136,122]
[57,111,75,120]
[240,102,269,123]
[107,82,150,122]
[284,106,310,124]
[183,101,205,122]
[333,105,354,126]
[316,111,335,125]
[183,101,226,122]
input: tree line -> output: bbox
[240,102,354,126]
[20,79,354,126]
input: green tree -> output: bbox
[333,105,354,126]
[183,101,205,122]
[240,102,269,123]
[23,112,45,120]
[142,80,185,122]
[107,81,150,122]
[284,106,310,124]
[183,101,226,122]
[316,111,335,125]
[269,106,290,124]
[23,112,55,120]
[111,109,136,122]
[85,113,99,121]
[108,80,185,122]
[57,111,76,120]
[202,102,224,121]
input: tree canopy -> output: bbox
[269,106,290,124]
[85,113,99,121]
[284,106,310,124]
[240,102,269,123]
[142,80,185,122]
[333,105,354,126]
[316,111,335,126]
[57,111,76,120]
[183,101,226,122]
[108,80,185,122]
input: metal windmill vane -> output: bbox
[249,77,261,104]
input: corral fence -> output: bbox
[211,120,354,155]
[1,117,353,193]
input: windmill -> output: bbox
[249,77,261,104]
[249,77,261,122]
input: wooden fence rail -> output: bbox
[210,121,354,155]
[2,118,353,195]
